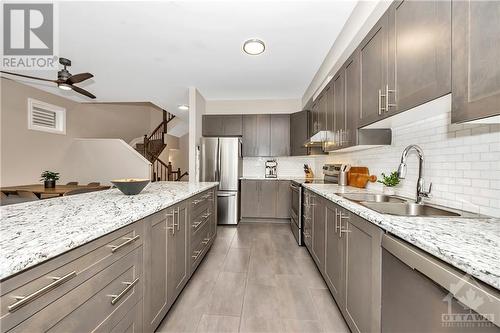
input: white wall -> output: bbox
[302,0,390,106]
[205,99,301,115]
[320,106,500,217]
[188,87,206,182]
[62,139,151,185]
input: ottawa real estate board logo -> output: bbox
[2,2,58,70]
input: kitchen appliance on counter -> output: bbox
[200,137,242,225]
[322,163,350,184]
[265,159,277,178]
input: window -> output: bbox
[27,98,66,134]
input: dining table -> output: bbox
[0,184,110,199]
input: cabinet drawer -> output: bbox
[190,223,215,272]
[190,204,213,239]
[9,246,143,332]
[191,190,214,216]
[0,221,143,331]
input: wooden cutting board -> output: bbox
[347,167,377,188]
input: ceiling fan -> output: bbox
[0,58,96,99]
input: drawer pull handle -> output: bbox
[110,235,140,253]
[192,221,203,229]
[192,199,203,205]
[201,237,210,245]
[192,250,202,260]
[202,193,211,199]
[109,278,139,305]
[8,271,77,312]
[192,212,211,229]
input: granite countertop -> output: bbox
[240,176,317,181]
[0,181,218,281]
[302,184,500,290]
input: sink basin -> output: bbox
[336,193,406,203]
[360,202,461,217]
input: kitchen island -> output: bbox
[0,181,218,332]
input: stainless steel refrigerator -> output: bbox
[200,137,242,225]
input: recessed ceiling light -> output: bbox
[178,104,189,111]
[243,39,265,55]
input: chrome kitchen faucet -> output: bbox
[397,144,432,204]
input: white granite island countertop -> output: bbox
[0,181,218,281]
[302,184,500,290]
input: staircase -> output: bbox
[134,111,188,182]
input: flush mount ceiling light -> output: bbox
[178,104,189,111]
[243,39,265,55]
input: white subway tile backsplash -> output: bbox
[326,111,500,217]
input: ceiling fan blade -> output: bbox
[0,70,57,83]
[67,72,93,84]
[70,85,96,99]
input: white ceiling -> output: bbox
[7,1,357,120]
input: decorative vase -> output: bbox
[383,186,395,195]
[44,180,56,188]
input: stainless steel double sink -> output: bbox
[335,192,469,217]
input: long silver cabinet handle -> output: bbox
[109,278,139,305]
[192,250,202,260]
[176,207,180,231]
[110,235,140,253]
[8,271,77,312]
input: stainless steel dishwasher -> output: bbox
[381,234,500,332]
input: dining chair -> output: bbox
[16,190,40,200]
[87,182,100,187]
[66,182,79,186]
[63,187,105,196]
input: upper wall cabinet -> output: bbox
[270,114,290,157]
[387,0,451,114]
[344,51,361,148]
[242,114,271,157]
[359,12,389,126]
[452,0,500,123]
[290,110,310,156]
[202,115,243,137]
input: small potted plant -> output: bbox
[40,171,60,188]
[378,171,400,195]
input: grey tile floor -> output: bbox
[156,223,349,333]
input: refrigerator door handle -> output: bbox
[215,139,220,182]
[217,139,222,182]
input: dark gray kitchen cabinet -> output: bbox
[333,71,346,148]
[387,0,451,115]
[290,110,310,156]
[452,0,500,123]
[202,115,242,137]
[270,114,290,156]
[317,90,327,134]
[166,201,189,307]
[359,12,389,126]
[242,115,271,157]
[344,51,361,148]
[344,212,383,333]
[324,202,345,304]
[311,196,326,272]
[276,180,291,219]
[259,180,278,218]
[240,180,259,217]
[311,99,319,135]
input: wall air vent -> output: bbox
[27,98,66,134]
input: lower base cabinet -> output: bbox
[240,180,291,221]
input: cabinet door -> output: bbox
[258,181,278,218]
[333,72,345,148]
[276,180,291,219]
[311,196,325,272]
[324,203,345,305]
[167,202,189,306]
[222,115,243,136]
[388,0,451,114]
[359,13,389,126]
[317,92,327,133]
[303,191,313,250]
[242,115,271,157]
[202,115,223,137]
[270,114,290,156]
[240,180,259,218]
[345,51,360,148]
[290,110,310,156]
[144,210,169,332]
[344,212,383,333]
[311,100,319,135]
[452,0,500,123]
